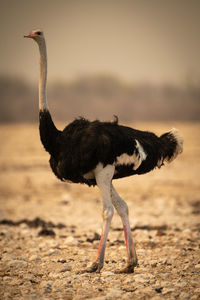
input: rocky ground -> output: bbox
[0,122,200,299]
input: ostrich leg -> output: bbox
[80,165,115,273]
[111,184,138,273]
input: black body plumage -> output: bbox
[39,110,181,186]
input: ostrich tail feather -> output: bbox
[159,128,183,164]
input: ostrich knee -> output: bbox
[103,204,114,221]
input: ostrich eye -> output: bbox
[36,31,41,35]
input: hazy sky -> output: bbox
[1,0,200,85]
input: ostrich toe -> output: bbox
[114,262,138,274]
[77,261,101,274]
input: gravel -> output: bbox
[0,123,200,299]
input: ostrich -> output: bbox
[24,29,183,274]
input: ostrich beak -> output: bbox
[24,34,31,38]
[24,34,38,38]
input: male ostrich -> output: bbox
[24,29,183,273]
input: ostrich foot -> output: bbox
[115,262,138,274]
[77,261,102,274]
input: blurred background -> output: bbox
[0,0,200,123]
[1,2,200,297]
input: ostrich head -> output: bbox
[24,29,44,44]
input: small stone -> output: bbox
[38,241,47,249]
[10,278,24,285]
[101,271,115,276]
[38,228,55,237]
[175,280,188,288]
[162,288,176,295]
[48,240,60,248]
[107,288,123,297]
[46,249,60,256]
[160,281,173,288]
[2,253,15,261]
[190,281,198,287]
[64,236,78,246]
[155,287,163,294]
[61,193,72,202]
[3,293,11,299]
[183,265,190,271]
[48,272,62,279]
[151,296,163,300]
[21,225,30,233]
[57,259,67,263]
[190,295,199,300]
[150,260,158,267]
[142,287,154,294]
[83,256,89,262]
[123,277,135,284]
[119,245,126,250]
[134,274,150,284]
[179,292,190,300]
[158,257,168,265]
[194,264,200,269]
[52,278,65,289]
[3,276,11,282]
[137,249,146,255]
[60,264,72,272]
[182,229,192,235]
[89,297,107,300]
[29,255,41,261]
[23,274,37,281]
[40,281,52,293]
[181,251,188,257]
[8,259,28,268]
[79,250,86,255]
[19,223,28,229]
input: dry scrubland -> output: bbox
[0,122,200,300]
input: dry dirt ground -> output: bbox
[0,122,200,300]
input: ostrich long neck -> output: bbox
[38,39,60,156]
[38,40,48,111]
